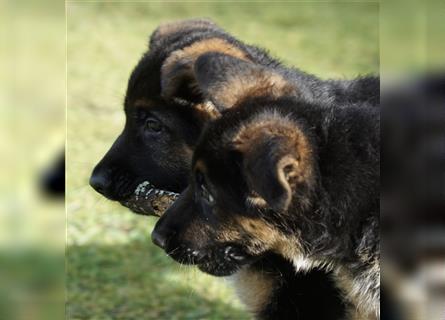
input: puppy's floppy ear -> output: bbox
[161,38,249,102]
[234,116,314,212]
[149,19,218,50]
[194,52,296,110]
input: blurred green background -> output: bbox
[67,2,378,319]
[1,1,65,320]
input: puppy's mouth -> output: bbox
[166,244,254,277]
[120,181,179,216]
[197,248,252,277]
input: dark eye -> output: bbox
[145,118,163,133]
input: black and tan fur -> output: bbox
[152,53,380,319]
[90,19,378,319]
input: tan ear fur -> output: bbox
[233,112,314,212]
[193,100,221,121]
[208,70,296,109]
[161,38,250,100]
[193,53,298,109]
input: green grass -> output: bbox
[67,2,378,319]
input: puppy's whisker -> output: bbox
[167,246,179,255]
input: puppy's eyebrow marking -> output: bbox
[133,99,157,108]
[194,159,207,174]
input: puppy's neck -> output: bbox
[272,233,379,319]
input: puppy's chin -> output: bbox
[197,261,241,277]
[197,247,258,277]
[166,243,256,276]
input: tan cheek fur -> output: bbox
[211,214,301,259]
[237,217,304,259]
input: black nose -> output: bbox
[151,229,168,249]
[89,171,111,196]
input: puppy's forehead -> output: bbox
[128,97,218,117]
[153,19,217,41]
[124,97,162,111]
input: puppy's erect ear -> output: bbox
[234,115,314,212]
[194,53,296,110]
[161,39,249,102]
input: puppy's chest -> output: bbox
[228,268,275,317]
[334,262,380,320]
[292,255,380,320]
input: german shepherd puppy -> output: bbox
[152,53,380,319]
[90,19,379,216]
[90,19,377,319]
[89,18,285,214]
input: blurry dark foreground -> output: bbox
[381,74,445,320]
[1,1,445,319]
